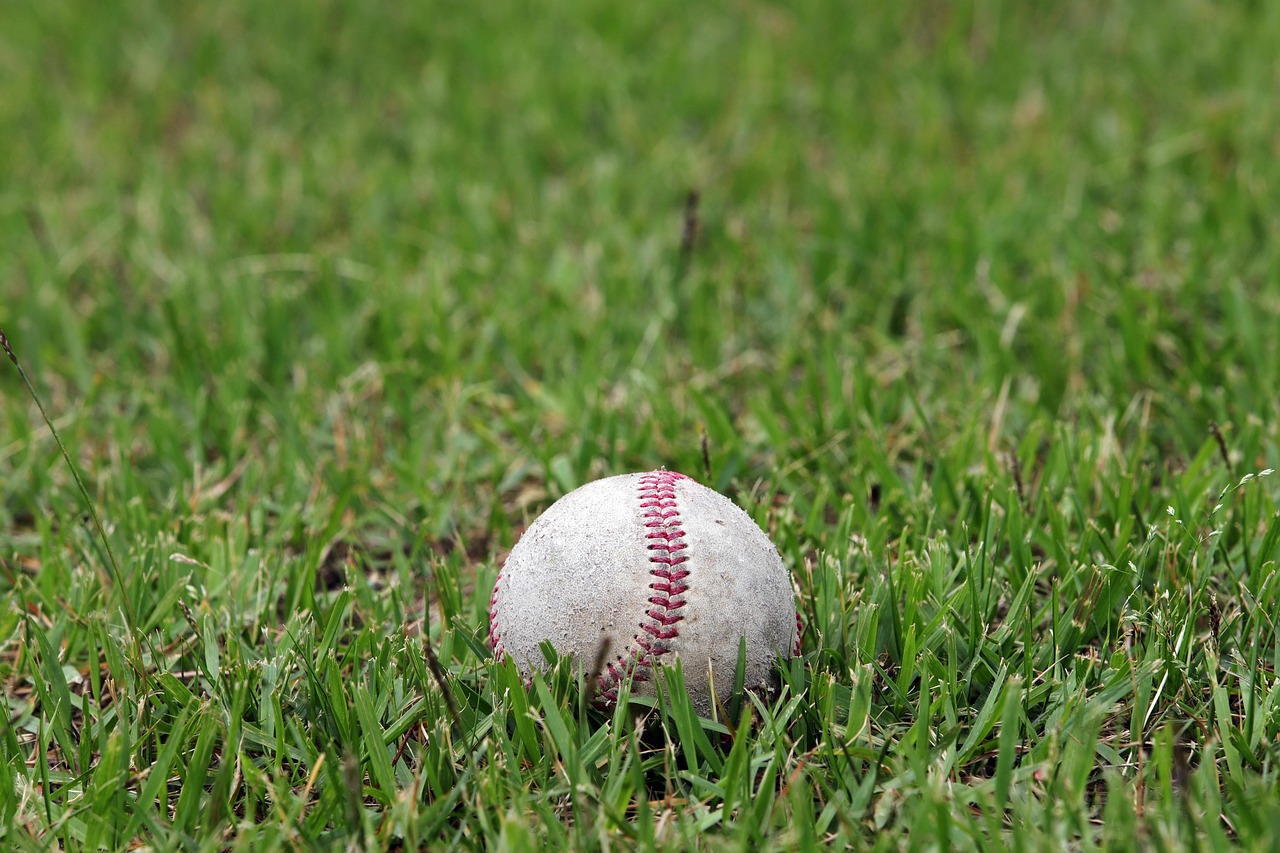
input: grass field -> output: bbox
[4,0,1280,848]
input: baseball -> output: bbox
[489,469,798,717]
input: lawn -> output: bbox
[3,0,1280,848]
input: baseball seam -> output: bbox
[596,469,690,704]
[489,569,505,659]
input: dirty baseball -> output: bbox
[489,469,799,717]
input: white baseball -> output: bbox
[489,470,798,717]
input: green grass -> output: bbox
[3,0,1280,848]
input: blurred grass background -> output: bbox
[3,0,1280,848]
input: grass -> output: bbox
[3,0,1280,848]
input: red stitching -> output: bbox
[597,469,690,704]
[489,569,506,657]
